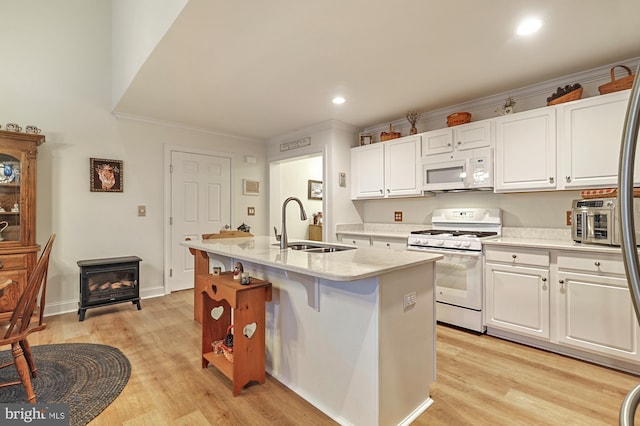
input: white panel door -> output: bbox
[170,151,231,292]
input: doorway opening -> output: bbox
[269,153,324,242]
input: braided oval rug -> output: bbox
[0,343,131,425]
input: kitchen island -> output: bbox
[181,236,442,426]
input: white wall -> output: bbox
[1,0,267,316]
[111,0,188,109]
[356,190,582,228]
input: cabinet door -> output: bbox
[454,120,492,151]
[385,136,421,197]
[351,144,384,199]
[560,90,640,188]
[556,271,640,362]
[421,128,453,156]
[485,263,550,339]
[495,108,557,192]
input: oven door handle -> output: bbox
[586,212,595,239]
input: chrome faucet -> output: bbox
[279,196,307,249]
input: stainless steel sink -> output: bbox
[273,242,355,252]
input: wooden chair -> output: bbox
[0,234,55,403]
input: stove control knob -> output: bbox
[461,241,471,248]
[419,238,428,245]
[452,241,462,247]
[435,240,444,246]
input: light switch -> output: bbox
[138,205,146,217]
[248,207,255,216]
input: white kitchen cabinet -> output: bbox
[484,247,551,339]
[350,143,385,199]
[371,236,407,250]
[559,90,640,189]
[351,135,421,199]
[556,252,640,362]
[494,108,557,192]
[421,120,492,156]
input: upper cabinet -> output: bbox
[559,90,640,188]
[421,120,492,156]
[351,135,422,199]
[495,108,557,192]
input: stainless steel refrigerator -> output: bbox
[618,65,640,425]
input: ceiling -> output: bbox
[113,0,640,141]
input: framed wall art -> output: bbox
[308,180,322,200]
[243,179,260,195]
[90,158,123,192]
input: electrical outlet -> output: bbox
[394,211,403,222]
[566,210,572,226]
[403,291,416,310]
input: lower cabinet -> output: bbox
[371,237,407,250]
[485,247,550,339]
[485,245,640,367]
[338,235,371,247]
[556,252,640,362]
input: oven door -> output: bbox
[408,246,483,309]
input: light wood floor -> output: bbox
[29,290,640,425]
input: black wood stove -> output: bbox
[77,256,142,321]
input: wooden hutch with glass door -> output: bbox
[0,130,45,321]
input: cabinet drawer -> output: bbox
[0,270,26,313]
[485,247,549,267]
[557,253,625,275]
[371,238,407,250]
[0,253,29,271]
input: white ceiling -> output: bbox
[113,0,640,141]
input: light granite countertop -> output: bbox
[180,236,442,281]
[335,223,429,239]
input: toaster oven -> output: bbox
[571,197,640,246]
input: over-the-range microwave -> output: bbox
[421,146,493,192]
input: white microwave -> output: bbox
[421,147,494,192]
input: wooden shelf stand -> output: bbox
[198,269,272,396]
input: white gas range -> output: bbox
[407,208,501,332]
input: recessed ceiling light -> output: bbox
[516,17,543,36]
[332,96,346,105]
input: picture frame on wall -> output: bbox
[90,158,123,192]
[243,179,260,195]
[359,132,373,145]
[308,180,322,200]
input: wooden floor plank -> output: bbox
[27,291,640,425]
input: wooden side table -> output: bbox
[199,271,272,396]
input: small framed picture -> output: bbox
[308,180,322,200]
[359,132,373,146]
[90,158,123,192]
[243,179,260,195]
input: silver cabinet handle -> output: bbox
[541,277,547,282]
[447,143,452,147]
[379,189,383,194]
[549,177,555,183]
[566,176,571,182]
[595,261,601,267]
[457,141,462,145]
[386,189,390,193]
[511,254,517,259]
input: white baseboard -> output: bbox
[43,285,167,318]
